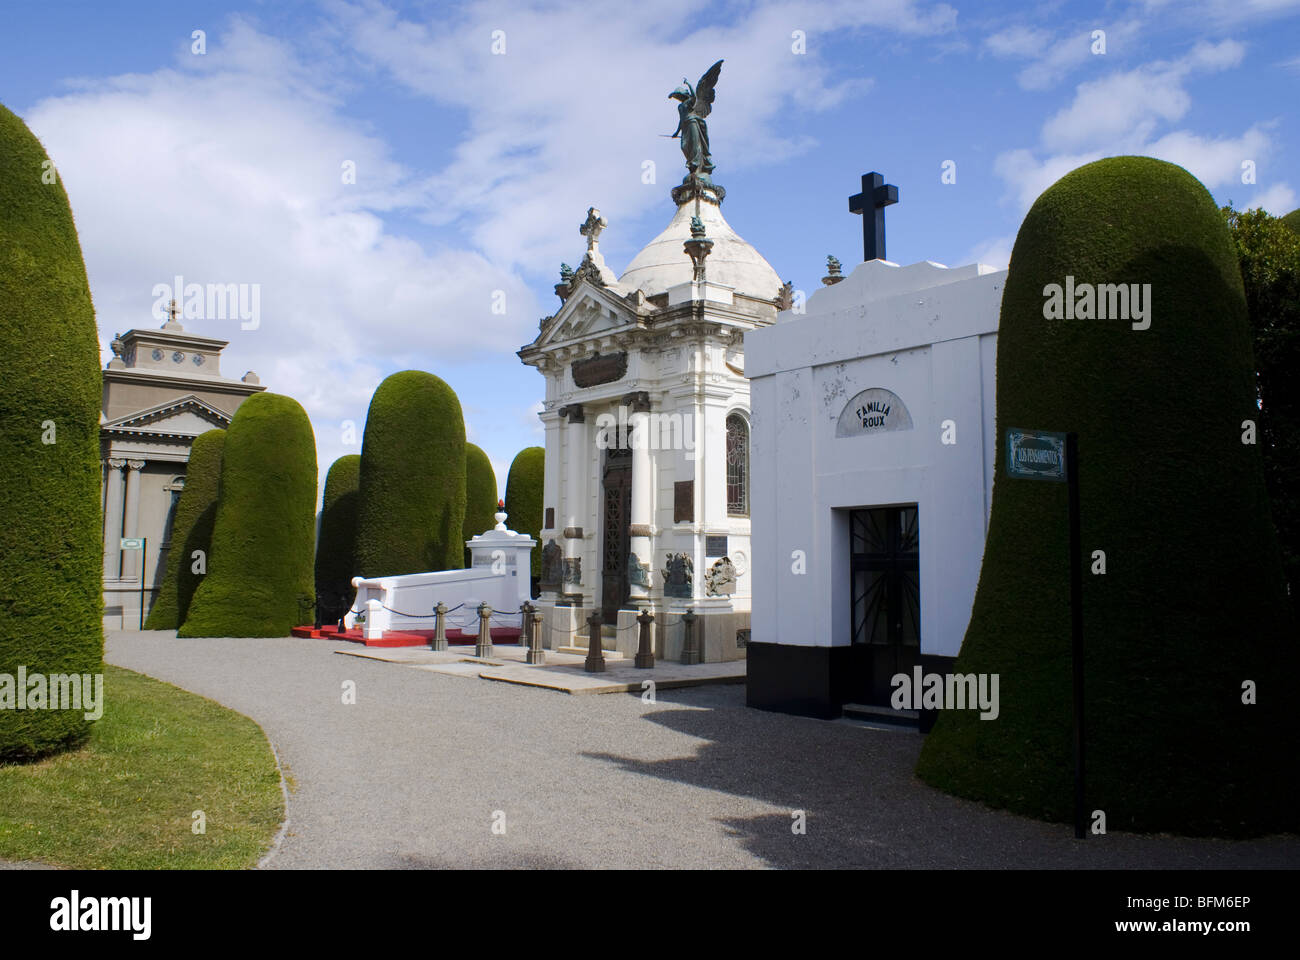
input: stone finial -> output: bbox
[107,333,127,369]
[822,255,844,286]
[161,298,185,331]
[242,371,260,384]
[579,207,607,254]
[776,280,794,311]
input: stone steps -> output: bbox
[841,702,919,727]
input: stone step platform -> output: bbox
[291,624,524,648]
[554,645,626,660]
[841,702,919,727]
[334,642,745,695]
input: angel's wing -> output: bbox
[693,60,723,118]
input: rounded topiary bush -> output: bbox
[314,454,361,625]
[145,429,226,630]
[355,371,466,577]
[0,103,105,761]
[504,446,545,581]
[916,156,1297,837]
[463,443,499,566]
[179,393,317,638]
[1280,207,1300,235]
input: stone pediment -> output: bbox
[102,395,231,439]
[533,283,642,349]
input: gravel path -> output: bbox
[103,630,1300,869]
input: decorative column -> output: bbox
[559,403,586,603]
[121,459,145,580]
[103,458,126,579]
[625,391,653,607]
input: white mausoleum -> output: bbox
[745,258,1006,720]
[519,183,785,661]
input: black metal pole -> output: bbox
[140,538,147,631]
[1067,433,1085,839]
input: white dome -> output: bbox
[616,198,782,300]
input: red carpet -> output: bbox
[291,624,523,648]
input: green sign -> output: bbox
[1006,429,1067,482]
[120,537,144,550]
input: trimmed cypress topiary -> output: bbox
[178,393,317,638]
[916,156,1298,837]
[145,429,226,630]
[314,454,361,625]
[1280,207,1300,235]
[504,446,545,581]
[463,443,499,566]
[0,103,104,761]
[355,371,466,577]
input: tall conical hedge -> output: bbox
[916,157,1297,837]
[504,446,545,580]
[355,371,466,577]
[1280,207,1300,235]
[145,429,225,630]
[179,393,317,637]
[314,454,361,624]
[463,443,498,565]
[0,104,105,760]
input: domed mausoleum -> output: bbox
[518,115,785,661]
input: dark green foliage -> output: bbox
[916,157,1297,837]
[504,446,545,580]
[462,443,498,567]
[1223,205,1300,618]
[1280,207,1300,236]
[314,454,361,624]
[145,430,225,630]
[354,371,466,577]
[178,393,317,638]
[0,103,104,761]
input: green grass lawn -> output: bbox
[0,664,284,869]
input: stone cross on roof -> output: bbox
[579,207,607,253]
[849,171,899,262]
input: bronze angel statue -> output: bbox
[669,59,723,179]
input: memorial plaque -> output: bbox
[705,535,728,556]
[572,351,628,388]
[545,507,555,529]
[674,480,694,523]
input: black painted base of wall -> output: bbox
[746,642,853,720]
[747,642,958,732]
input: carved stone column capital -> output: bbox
[126,459,146,471]
[107,458,127,469]
[559,403,585,424]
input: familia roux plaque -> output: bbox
[572,352,628,388]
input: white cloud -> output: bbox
[983,26,1054,59]
[1247,182,1298,214]
[26,16,539,501]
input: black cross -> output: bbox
[848,172,898,262]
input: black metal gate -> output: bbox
[849,505,920,706]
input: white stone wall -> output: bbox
[747,260,1005,659]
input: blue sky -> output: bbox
[3,0,1297,498]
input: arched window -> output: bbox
[726,413,749,517]
[163,475,186,544]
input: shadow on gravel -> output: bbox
[584,689,1300,870]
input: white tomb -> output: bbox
[744,258,1006,720]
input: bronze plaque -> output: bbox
[572,352,628,388]
[674,480,694,523]
[545,507,555,529]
